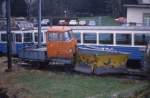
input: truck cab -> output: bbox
[46,26,77,64]
[19,26,77,65]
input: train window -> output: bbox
[99,33,113,44]
[34,32,43,42]
[24,33,33,42]
[135,33,150,45]
[15,34,22,42]
[1,34,7,42]
[74,32,81,43]
[116,34,131,45]
[83,33,96,44]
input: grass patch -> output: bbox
[101,16,119,26]
[14,71,149,98]
[0,57,149,98]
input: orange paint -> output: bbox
[46,26,77,59]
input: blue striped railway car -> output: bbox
[71,26,150,68]
[0,28,47,55]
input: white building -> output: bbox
[138,0,150,4]
[125,0,150,26]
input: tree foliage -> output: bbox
[105,0,137,17]
[11,0,27,16]
[0,0,137,17]
[39,0,137,17]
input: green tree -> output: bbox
[105,0,137,17]
[105,0,126,17]
[24,0,36,19]
[89,0,106,15]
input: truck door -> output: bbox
[11,32,22,55]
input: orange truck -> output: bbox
[19,26,77,65]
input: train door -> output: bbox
[11,32,16,55]
[14,32,23,55]
[33,31,44,44]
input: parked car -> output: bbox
[41,19,50,26]
[58,20,68,25]
[69,20,78,25]
[88,20,96,26]
[79,20,86,26]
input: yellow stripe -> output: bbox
[76,54,128,68]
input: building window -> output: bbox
[99,33,113,44]
[143,13,150,26]
[83,33,96,44]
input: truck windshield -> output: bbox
[48,32,72,41]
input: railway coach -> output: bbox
[0,27,47,55]
[71,26,150,68]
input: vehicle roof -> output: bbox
[47,26,71,33]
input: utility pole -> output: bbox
[6,0,12,72]
[38,0,41,48]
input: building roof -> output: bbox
[124,4,150,8]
